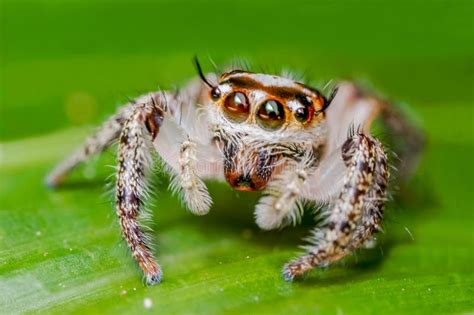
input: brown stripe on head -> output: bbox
[219,73,326,113]
[212,72,327,129]
[221,76,310,99]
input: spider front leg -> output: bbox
[116,101,164,285]
[283,132,389,281]
[349,138,389,250]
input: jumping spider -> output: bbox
[46,59,424,285]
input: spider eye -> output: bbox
[211,87,221,100]
[294,106,309,122]
[257,100,285,130]
[223,92,250,122]
[293,105,314,124]
[299,95,312,107]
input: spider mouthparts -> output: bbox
[225,172,268,192]
[235,175,254,191]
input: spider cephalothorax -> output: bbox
[205,70,328,191]
[46,59,424,285]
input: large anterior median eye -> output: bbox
[257,100,285,130]
[223,92,250,122]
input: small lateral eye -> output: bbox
[294,106,309,122]
[257,100,285,130]
[294,105,314,124]
[210,87,221,100]
[223,92,250,122]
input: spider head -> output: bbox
[200,67,328,191]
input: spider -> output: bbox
[46,58,424,285]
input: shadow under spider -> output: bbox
[51,162,439,286]
[49,178,109,191]
[188,175,438,284]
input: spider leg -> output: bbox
[349,141,389,250]
[116,101,164,285]
[45,105,132,187]
[379,103,425,179]
[283,132,389,281]
[324,81,425,180]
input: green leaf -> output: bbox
[1,0,473,314]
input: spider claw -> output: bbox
[282,264,296,282]
[146,271,163,285]
[44,174,60,188]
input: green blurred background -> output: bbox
[0,0,473,314]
